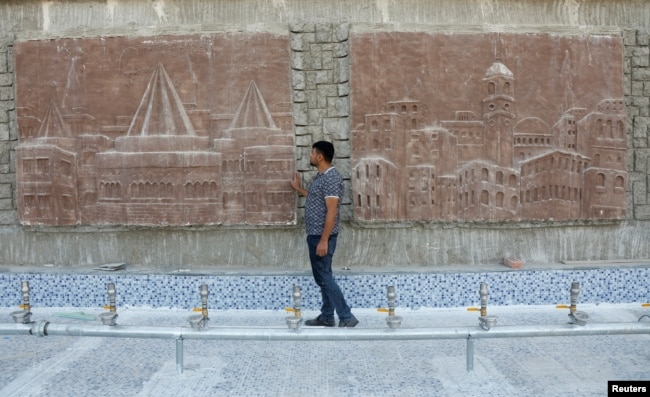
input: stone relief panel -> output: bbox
[14,33,295,226]
[350,32,626,222]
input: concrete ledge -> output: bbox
[2,220,649,269]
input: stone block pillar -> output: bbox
[0,36,16,225]
[625,29,650,219]
[290,23,352,219]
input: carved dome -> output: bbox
[485,62,513,78]
[514,117,550,135]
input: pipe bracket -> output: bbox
[479,315,498,331]
[568,311,589,326]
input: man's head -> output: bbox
[310,141,335,165]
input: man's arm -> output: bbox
[316,197,339,257]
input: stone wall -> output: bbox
[626,29,650,220]
[0,35,16,225]
[1,1,649,268]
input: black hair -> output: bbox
[312,141,335,163]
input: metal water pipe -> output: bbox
[2,320,649,375]
[4,320,648,341]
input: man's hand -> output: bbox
[290,172,301,189]
[290,172,307,196]
[316,240,329,257]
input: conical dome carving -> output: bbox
[127,62,196,136]
[228,81,277,130]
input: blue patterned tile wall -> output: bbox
[1,267,649,310]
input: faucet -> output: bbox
[285,285,303,330]
[11,281,33,324]
[479,283,488,317]
[21,281,31,312]
[99,282,119,326]
[387,285,396,316]
[385,285,402,329]
[568,281,589,326]
[108,282,117,313]
[187,284,209,330]
[292,285,302,318]
[569,281,579,315]
[200,284,209,321]
[478,282,498,331]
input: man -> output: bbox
[290,141,358,328]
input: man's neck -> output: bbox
[316,162,333,173]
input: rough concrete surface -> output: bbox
[1,303,649,396]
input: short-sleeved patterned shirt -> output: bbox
[304,167,343,236]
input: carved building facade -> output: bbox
[352,61,627,222]
[15,38,295,226]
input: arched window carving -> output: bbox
[481,190,489,205]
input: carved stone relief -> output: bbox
[350,32,626,222]
[14,33,295,226]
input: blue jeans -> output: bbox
[306,234,352,322]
